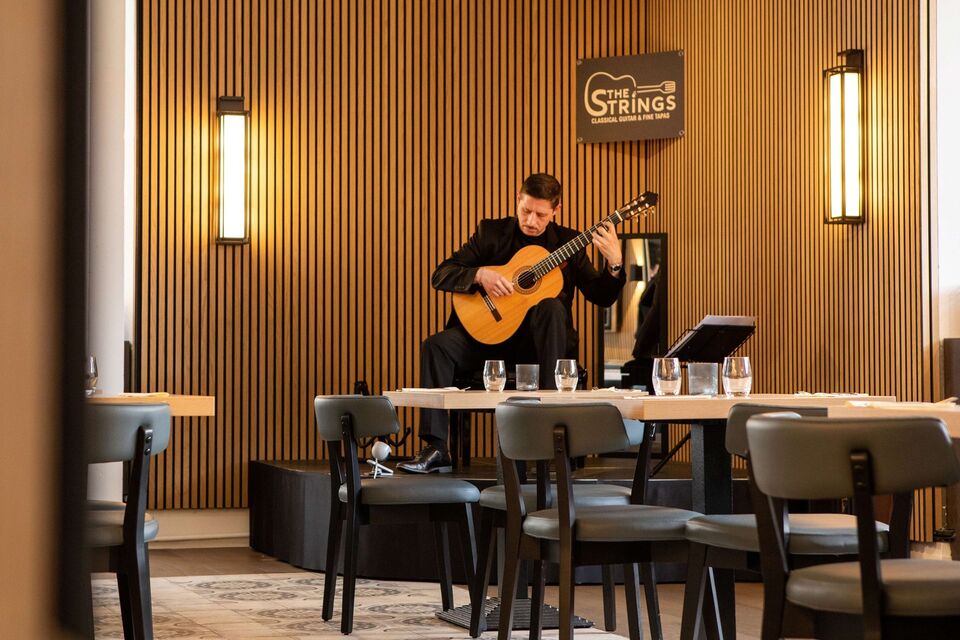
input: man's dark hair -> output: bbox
[520,173,562,207]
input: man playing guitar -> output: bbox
[398,173,626,473]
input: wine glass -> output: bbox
[482,360,507,392]
[722,356,753,397]
[84,356,99,396]
[651,358,681,396]
[554,359,579,392]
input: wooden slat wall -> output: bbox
[643,0,936,538]
[140,0,934,535]
[139,0,648,510]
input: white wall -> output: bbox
[88,0,138,500]
[937,1,960,341]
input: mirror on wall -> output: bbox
[596,233,668,390]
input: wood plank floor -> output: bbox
[148,547,765,639]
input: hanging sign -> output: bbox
[576,51,685,143]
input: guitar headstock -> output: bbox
[615,191,659,223]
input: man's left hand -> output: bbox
[592,221,622,267]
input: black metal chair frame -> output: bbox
[89,424,156,640]
[680,406,913,640]
[467,460,624,637]
[322,411,478,634]
[752,438,957,638]
[494,420,688,640]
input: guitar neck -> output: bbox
[529,209,626,279]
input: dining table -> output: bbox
[385,388,896,637]
[87,392,216,417]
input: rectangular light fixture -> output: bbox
[824,50,865,224]
[217,96,249,243]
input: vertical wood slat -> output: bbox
[644,0,933,538]
[139,0,933,536]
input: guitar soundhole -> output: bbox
[515,270,538,292]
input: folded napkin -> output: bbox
[118,392,171,398]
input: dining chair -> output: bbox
[679,404,906,640]
[468,400,649,637]
[87,403,171,640]
[747,413,960,639]
[494,400,700,640]
[315,395,480,634]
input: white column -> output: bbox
[88,0,136,500]
[938,1,960,341]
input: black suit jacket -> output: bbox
[431,217,625,333]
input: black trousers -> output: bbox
[418,298,575,444]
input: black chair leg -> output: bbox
[497,523,522,640]
[470,510,495,637]
[116,572,134,640]
[558,555,576,640]
[602,564,617,631]
[434,522,454,611]
[456,505,478,587]
[702,567,724,640]
[124,544,154,640]
[760,571,786,640]
[623,563,643,640]
[680,543,708,640]
[640,562,662,640]
[322,502,343,621]
[341,505,360,635]
[528,559,546,640]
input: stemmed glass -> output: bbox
[84,356,99,396]
[651,358,681,396]
[722,357,753,397]
[482,360,507,392]
[554,359,578,392]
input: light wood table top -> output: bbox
[828,401,960,438]
[384,390,896,421]
[88,393,215,417]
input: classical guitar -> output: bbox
[453,191,659,344]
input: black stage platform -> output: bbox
[249,457,751,584]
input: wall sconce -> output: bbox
[216,96,249,243]
[824,49,865,224]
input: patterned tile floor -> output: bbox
[92,572,627,639]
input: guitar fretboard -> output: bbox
[527,209,627,280]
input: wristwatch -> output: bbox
[608,263,623,274]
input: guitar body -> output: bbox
[452,245,564,345]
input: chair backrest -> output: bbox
[725,403,827,457]
[314,395,400,442]
[495,400,629,460]
[86,404,171,463]
[747,414,960,499]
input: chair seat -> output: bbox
[338,476,480,505]
[479,483,632,511]
[87,510,159,547]
[787,559,960,616]
[684,513,889,554]
[523,504,699,542]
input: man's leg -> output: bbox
[526,298,571,390]
[399,327,482,473]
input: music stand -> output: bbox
[664,315,756,363]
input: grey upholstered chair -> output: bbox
[747,413,960,639]
[87,403,171,640]
[469,403,649,637]
[494,400,700,640]
[679,404,904,640]
[315,395,480,635]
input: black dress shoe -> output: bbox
[396,445,453,474]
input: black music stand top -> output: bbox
[664,315,756,364]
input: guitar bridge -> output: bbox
[480,292,503,322]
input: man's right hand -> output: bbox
[475,267,514,297]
